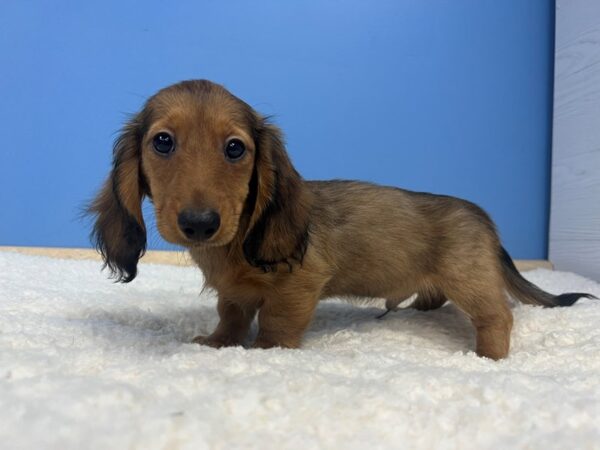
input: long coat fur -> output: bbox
[89,80,594,360]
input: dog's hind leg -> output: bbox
[411,293,447,311]
[446,281,513,360]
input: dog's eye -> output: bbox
[152,132,175,155]
[224,139,246,161]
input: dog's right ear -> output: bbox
[88,114,148,282]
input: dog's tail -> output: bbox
[500,247,596,307]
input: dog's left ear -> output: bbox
[88,114,148,282]
[242,118,311,271]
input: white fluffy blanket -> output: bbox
[1,251,599,449]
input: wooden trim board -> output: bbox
[0,246,554,271]
[0,246,194,266]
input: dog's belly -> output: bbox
[321,271,417,302]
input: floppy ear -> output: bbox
[242,118,311,272]
[88,115,148,282]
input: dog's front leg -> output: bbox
[193,296,258,348]
[253,292,320,349]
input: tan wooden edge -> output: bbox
[0,246,554,271]
[0,246,194,266]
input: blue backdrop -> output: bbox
[0,0,554,258]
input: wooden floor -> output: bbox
[0,246,554,271]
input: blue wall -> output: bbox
[0,0,554,258]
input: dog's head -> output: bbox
[89,80,310,282]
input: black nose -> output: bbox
[177,209,221,241]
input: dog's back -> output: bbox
[308,180,498,301]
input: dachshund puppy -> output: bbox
[89,80,594,360]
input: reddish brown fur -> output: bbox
[89,79,592,360]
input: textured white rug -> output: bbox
[0,251,599,449]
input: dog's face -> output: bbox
[89,80,310,282]
[141,83,257,247]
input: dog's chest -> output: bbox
[189,248,272,297]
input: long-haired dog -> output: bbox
[89,80,594,360]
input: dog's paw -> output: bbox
[191,335,240,348]
[251,339,278,349]
[191,335,217,347]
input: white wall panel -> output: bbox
[550,0,600,280]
